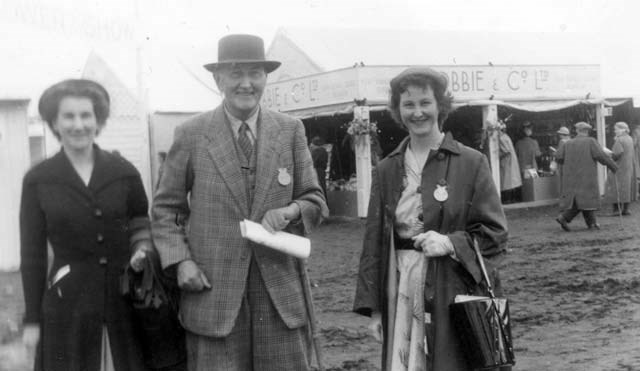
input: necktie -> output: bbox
[238,121,253,160]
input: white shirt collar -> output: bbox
[224,104,260,143]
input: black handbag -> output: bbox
[121,252,186,370]
[450,241,515,370]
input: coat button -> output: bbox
[437,152,445,160]
[94,209,103,218]
[99,257,108,265]
[96,234,104,243]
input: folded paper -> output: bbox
[239,219,311,259]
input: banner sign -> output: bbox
[263,65,601,112]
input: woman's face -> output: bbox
[399,85,441,139]
[614,126,626,137]
[53,96,99,152]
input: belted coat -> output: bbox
[353,133,509,371]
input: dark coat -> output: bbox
[353,133,509,371]
[556,135,617,210]
[20,147,150,371]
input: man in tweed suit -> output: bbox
[152,34,328,371]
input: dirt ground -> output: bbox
[1,202,640,370]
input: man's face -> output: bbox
[214,63,267,119]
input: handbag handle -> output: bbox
[473,239,496,299]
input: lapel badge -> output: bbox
[278,168,291,186]
[433,181,449,202]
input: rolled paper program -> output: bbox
[239,219,311,259]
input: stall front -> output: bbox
[263,64,630,216]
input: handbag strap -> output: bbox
[473,239,495,299]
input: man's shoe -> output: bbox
[556,217,571,231]
[587,223,601,230]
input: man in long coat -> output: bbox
[555,122,617,231]
[604,121,638,215]
[151,34,328,370]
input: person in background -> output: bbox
[604,121,637,215]
[550,126,571,193]
[555,122,617,231]
[498,122,521,203]
[20,79,152,371]
[515,121,541,178]
[309,136,329,195]
[632,125,640,195]
[151,34,328,371]
[353,67,508,370]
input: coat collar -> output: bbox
[387,131,461,159]
[42,145,137,198]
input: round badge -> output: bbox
[433,184,448,202]
[278,168,291,186]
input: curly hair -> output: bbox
[38,79,110,139]
[388,67,454,130]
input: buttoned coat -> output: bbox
[556,135,617,210]
[353,133,509,371]
[20,147,150,371]
[151,106,327,338]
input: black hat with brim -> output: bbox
[204,34,281,73]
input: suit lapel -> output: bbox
[204,107,249,216]
[250,109,280,220]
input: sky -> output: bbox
[1,0,639,107]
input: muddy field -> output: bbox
[1,203,640,370]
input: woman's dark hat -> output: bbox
[390,66,448,91]
[204,34,281,73]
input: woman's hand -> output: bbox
[367,312,383,343]
[22,324,40,349]
[129,240,154,272]
[412,231,455,257]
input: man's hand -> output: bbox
[367,312,383,343]
[129,241,153,272]
[177,260,211,291]
[412,230,455,257]
[261,203,301,233]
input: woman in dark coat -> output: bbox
[353,67,509,370]
[20,79,152,371]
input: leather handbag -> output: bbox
[120,251,186,370]
[449,241,515,370]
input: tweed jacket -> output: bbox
[353,133,508,371]
[151,105,328,337]
[20,147,149,371]
[556,135,617,210]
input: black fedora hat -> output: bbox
[204,34,281,73]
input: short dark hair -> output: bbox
[38,79,110,138]
[388,67,454,130]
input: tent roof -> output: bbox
[268,27,638,100]
[0,21,220,115]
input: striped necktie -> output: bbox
[238,121,253,160]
